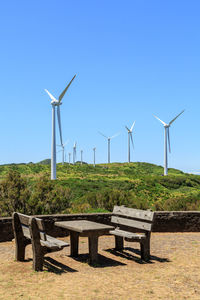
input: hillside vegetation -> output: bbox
[0,162,200,217]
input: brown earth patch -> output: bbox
[0,233,200,299]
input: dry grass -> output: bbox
[0,233,200,299]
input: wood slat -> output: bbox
[22,225,31,239]
[41,235,69,249]
[18,213,30,226]
[35,218,45,232]
[111,215,152,231]
[110,229,146,240]
[113,206,154,221]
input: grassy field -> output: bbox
[0,162,200,216]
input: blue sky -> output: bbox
[0,0,200,173]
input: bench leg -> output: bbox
[88,235,98,264]
[115,236,124,250]
[140,239,150,261]
[32,245,44,271]
[15,242,26,261]
[70,232,79,257]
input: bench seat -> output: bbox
[109,229,146,241]
[41,235,69,250]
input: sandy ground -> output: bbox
[0,232,200,300]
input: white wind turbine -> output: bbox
[98,132,120,164]
[125,121,135,163]
[80,150,83,165]
[45,75,76,179]
[154,110,184,176]
[68,152,71,164]
[73,142,77,164]
[93,147,96,167]
[57,140,69,165]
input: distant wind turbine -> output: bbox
[58,140,69,165]
[98,131,120,164]
[45,74,76,180]
[73,142,77,164]
[125,121,135,163]
[93,147,96,167]
[68,153,71,164]
[154,110,184,176]
[80,150,83,165]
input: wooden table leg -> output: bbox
[88,235,99,264]
[70,232,79,257]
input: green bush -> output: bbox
[28,175,72,215]
[0,170,30,216]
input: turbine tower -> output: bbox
[68,153,71,164]
[93,147,96,167]
[154,110,184,176]
[73,142,77,164]
[81,150,83,165]
[58,140,69,165]
[125,121,135,163]
[45,75,76,180]
[98,132,120,164]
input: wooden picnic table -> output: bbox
[55,220,114,264]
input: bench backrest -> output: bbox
[13,212,47,241]
[111,206,155,232]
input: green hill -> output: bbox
[0,162,200,216]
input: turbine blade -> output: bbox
[98,131,108,139]
[169,110,185,126]
[125,126,130,131]
[57,106,63,146]
[130,121,136,132]
[111,132,120,139]
[44,89,57,102]
[59,74,76,102]
[130,133,134,149]
[63,139,69,147]
[167,127,171,153]
[153,115,167,126]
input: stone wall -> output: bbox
[1,211,200,243]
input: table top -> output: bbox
[55,220,114,234]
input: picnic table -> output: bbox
[55,220,114,264]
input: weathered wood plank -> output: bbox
[21,225,31,239]
[45,235,69,248]
[113,206,154,221]
[35,218,45,232]
[111,215,152,231]
[55,220,114,234]
[110,229,146,240]
[17,213,30,226]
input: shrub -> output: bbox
[0,170,30,216]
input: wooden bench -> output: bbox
[12,212,69,271]
[110,206,155,261]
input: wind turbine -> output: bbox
[93,147,96,167]
[68,153,71,164]
[125,121,135,163]
[98,132,120,164]
[154,110,184,176]
[73,142,77,164]
[80,150,83,165]
[45,75,76,180]
[57,140,69,165]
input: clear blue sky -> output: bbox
[0,0,200,173]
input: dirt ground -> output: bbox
[0,232,200,300]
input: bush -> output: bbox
[28,175,72,215]
[0,170,30,216]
